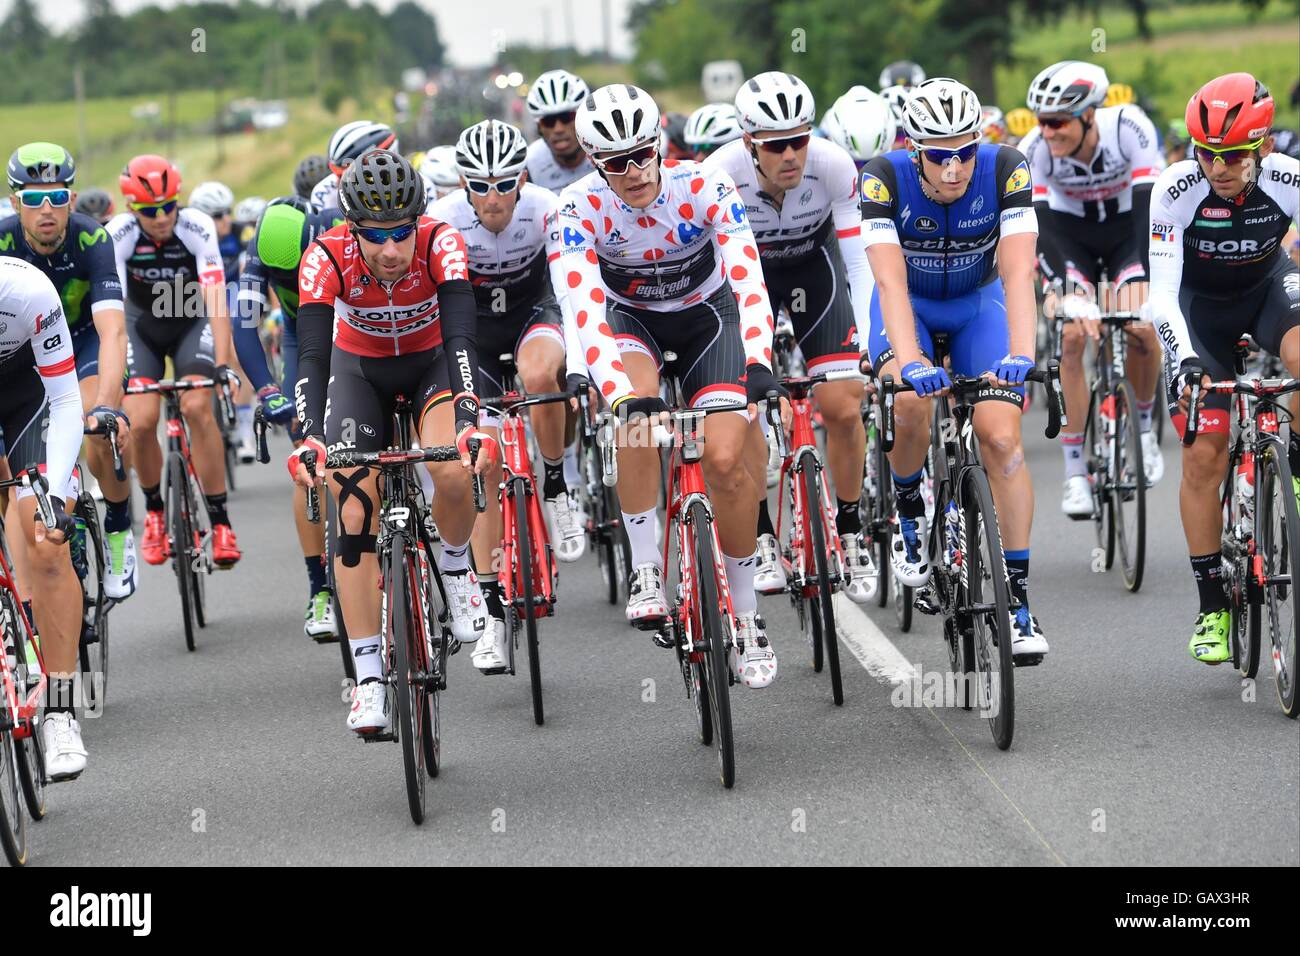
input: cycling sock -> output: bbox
[836,498,862,537]
[563,443,582,487]
[1060,433,1087,479]
[22,601,34,634]
[1005,548,1030,611]
[205,493,230,528]
[542,456,566,500]
[1190,552,1229,614]
[438,541,470,574]
[479,574,504,620]
[1136,400,1155,434]
[237,403,255,444]
[725,550,758,616]
[892,468,926,520]
[757,499,776,538]
[622,507,662,570]
[350,635,383,684]
[142,484,164,513]
[305,555,328,597]
[1289,430,1300,477]
[103,496,132,534]
[47,677,76,715]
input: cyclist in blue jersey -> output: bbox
[234,196,344,638]
[860,78,1048,657]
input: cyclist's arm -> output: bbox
[427,222,482,434]
[548,190,636,405]
[1146,166,1196,368]
[859,158,922,367]
[179,209,235,369]
[29,281,82,501]
[1121,106,1164,278]
[541,202,586,380]
[826,143,874,350]
[700,166,775,369]
[82,219,127,407]
[994,145,1040,358]
[232,253,277,392]
[293,240,342,438]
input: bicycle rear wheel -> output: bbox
[4,591,45,823]
[688,500,735,788]
[1111,380,1146,592]
[1257,445,1299,717]
[0,730,25,865]
[1085,389,1115,567]
[865,410,892,609]
[511,479,545,726]
[385,534,427,824]
[801,454,842,705]
[413,540,444,779]
[963,467,1015,750]
[168,455,197,652]
[77,494,108,713]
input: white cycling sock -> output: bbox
[1137,400,1154,434]
[563,443,582,487]
[1060,433,1087,480]
[350,635,383,684]
[438,540,470,574]
[725,550,758,617]
[622,507,662,570]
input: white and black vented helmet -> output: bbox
[734,72,816,134]
[526,69,590,119]
[878,60,926,91]
[901,78,982,141]
[188,181,235,217]
[821,87,897,162]
[328,120,398,175]
[575,84,661,154]
[684,103,744,149]
[338,150,424,223]
[420,146,461,195]
[1026,61,1110,115]
[455,120,528,179]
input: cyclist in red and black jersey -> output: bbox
[290,150,498,735]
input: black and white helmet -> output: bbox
[327,120,398,174]
[339,150,424,223]
[526,69,590,119]
[878,61,926,90]
[575,84,661,154]
[1026,61,1109,115]
[420,146,461,194]
[901,78,982,141]
[734,72,816,134]
[684,103,744,148]
[455,120,528,179]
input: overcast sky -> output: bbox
[7,0,636,67]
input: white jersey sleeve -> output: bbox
[823,142,874,351]
[106,212,138,291]
[174,208,227,288]
[1117,105,1163,187]
[1147,161,1198,368]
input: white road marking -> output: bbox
[832,592,917,684]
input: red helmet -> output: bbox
[1185,73,1273,147]
[119,154,182,203]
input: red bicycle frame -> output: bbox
[774,391,846,597]
[0,489,47,743]
[496,395,559,620]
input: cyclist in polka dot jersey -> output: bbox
[548,84,785,689]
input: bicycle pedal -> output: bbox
[1013,653,1044,668]
[310,633,341,645]
[631,616,668,632]
[357,730,395,743]
[914,588,941,615]
[1065,511,1095,523]
[651,629,674,650]
[476,665,510,676]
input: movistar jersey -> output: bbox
[0,212,124,341]
[859,145,1037,300]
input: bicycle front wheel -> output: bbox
[688,500,735,788]
[962,467,1015,750]
[385,534,427,824]
[1257,445,1299,717]
[1111,380,1146,592]
[801,454,842,705]
[0,730,26,865]
[511,479,544,726]
[168,454,197,652]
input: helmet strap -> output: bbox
[1069,114,1094,159]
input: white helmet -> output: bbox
[901,78,982,141]
[821,87,897,162]
[0,197,15,220]
[1026,61,1109,115]
[327,120,398,173]
[575,84,661,154]
[420,145,461,196]
[684,103,744,148]
[879,84,910,124]
[526,69,590,119]
[188,181,234,216]
[455,120,528,179]
[233,196,268,226]
[734,71,816,134]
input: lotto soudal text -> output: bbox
[49,886,151,936]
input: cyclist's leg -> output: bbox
[607,310,664,562]
[174,320,226,501]
[869,288,934,518]
[1252,258,1300,481]
[279,319,329,606]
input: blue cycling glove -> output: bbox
[900,361,951,397]
[992,354,1035,385]
[257,385,295,426]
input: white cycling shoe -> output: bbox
[890,514,931,587]
[102,528,139,601]
[625,563,669,624]
[1010,608,1050,658]
[237,435,257,465]
[547,491,587,563]
[841,532,878,604]
[347,681,390,734]
[42,712,88,781]
[1141,431,1164,486]
[754,533,787,594]
[443,570,488,644]
[733,613,777,688]
[1061,475,1094,517]
[766,437,782,489]
[471,617,510,674]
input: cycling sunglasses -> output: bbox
[130,199,179,217]
[753,132,811,154]
[593,143,659,175]
[1036,115,1077,130]
[16,188,73,208]
[464,176,520,196]
[1192,138,1264,166]
[351,221,418,244]
[539,111,577,129]
[916,139,980,165]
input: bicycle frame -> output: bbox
[0,475,50,743]
[495,398,558,621]
[774,386,847,598]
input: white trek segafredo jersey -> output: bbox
[1017,104,1163,221]
[525,138,596,193]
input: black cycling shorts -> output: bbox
[1166,253,1298,426]
[0,345,50,480]
[324,345,450,453]
[1037,208,1145,295]
[476,296,565,402]
[125,300,215,382]
[764,240,859,374]
[606,284,746,408]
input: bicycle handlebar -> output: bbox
[83,412,126,481]
[322,441,487,513]
[0,466,61,531]
[1180,376,1299,446]
[483,390,574,413]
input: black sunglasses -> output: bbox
[754,133,811,154]
[540,111,577,129]
[917,140,981,165]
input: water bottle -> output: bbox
[943,500,960,565]
[1235,453,1255,536]
[70,515,89,581]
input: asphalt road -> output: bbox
[29,406,1300,865]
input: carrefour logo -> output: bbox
[677,222,704,243]
[562,226,585,246]
[730,202,747,224]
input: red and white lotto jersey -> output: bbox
[298,217,469,357]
